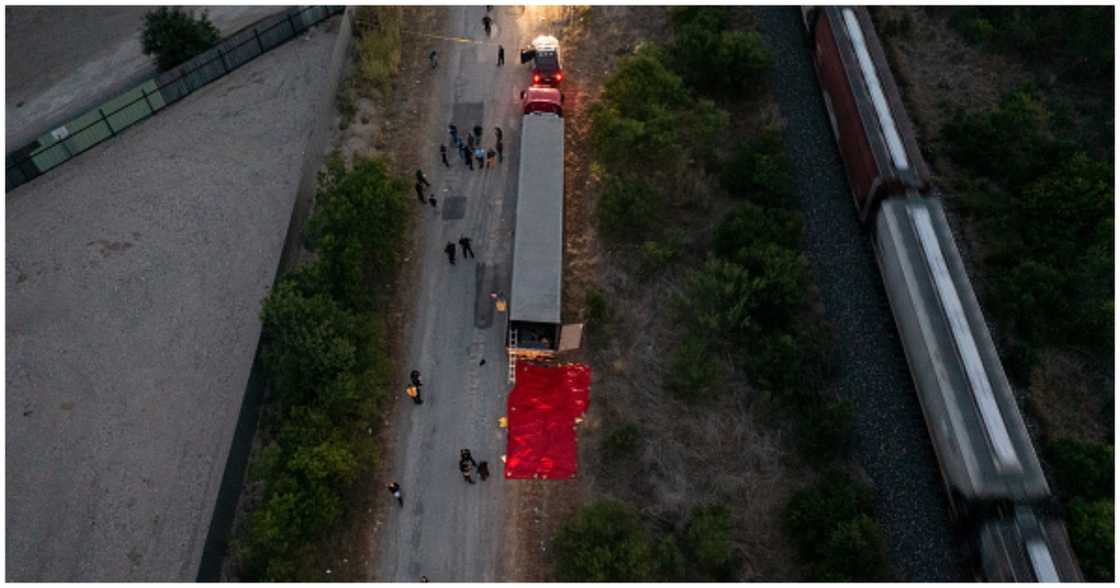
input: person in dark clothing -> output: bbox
[459,448,478,483]
[410,369,423,388]
[473,125,483,140]
[429,196,437,209]
[429,49,438,69]
[478,461,490,481]
[474,147,486,170]
[466,133,475,150]
[496,139,503,163]
[459,236,475,258]
[445,242,457,265]
[494,126,503,142]
[486,148,496,168]
[459,142,470,163]
[497,45,505,66]
[387,482,404,506]
[406,384,423,404]
[466,148,474,170]
[449,124,460,147]
[440,144,450,167]
[482,15,492,36]
[416,169,431,187]
[415,182,425,203]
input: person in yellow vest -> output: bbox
[406,384,423,405]
[490,290,507,312]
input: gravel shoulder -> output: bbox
[5,19,340,581]
[754,6,967,581]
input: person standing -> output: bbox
[406,384,423,404]
[459,236,475,258]
[410,369,423,388]
[482,15,493,36]
[387,482,404,506]
[459,449,478,484]
[486,148,496,168]
[494,126,503,142]
[428,195,438,209]
[474,147,486,170]
[440,144,450,167]
[473,125,483,141]
[415,182,426,204]
[459,142,470,164]
[497,45,505,66]
[449,124,460,147]
[429,49,438,69]
[496,139,503,163]
[466,133,475,150]
[416,169,431,188]
[445,242,457,265]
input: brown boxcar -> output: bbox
[804,6,929,223]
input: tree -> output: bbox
[307,156,410,310]
[1046,439,1114,502]
[1066,498,1114,582]
[685,504,736,579]
[784,470,886,580]
[714,202,803,260]
[260,280,358,406]
[141,7,221,71]
[720,128,793,207]
[596,174,664,241]
[552,501,655,581]
[666,335,726,403]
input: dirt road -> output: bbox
[373,6,543,582]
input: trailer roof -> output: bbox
[510,113,564,324]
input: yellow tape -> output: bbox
[402,30,496,46]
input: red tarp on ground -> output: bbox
[505,362,591,479]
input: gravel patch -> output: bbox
[6,19,340,581]
[754,7,967,581]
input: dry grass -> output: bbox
[546,5,814,580]
[1029,349,1114,445]
[354,6,402,100]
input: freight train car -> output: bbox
[802,5,1082,582]
[802,5,929,224]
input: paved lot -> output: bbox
[374,6,531,581]
[5,17,340,581]
[5,5,281,147]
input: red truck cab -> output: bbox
[521,86,563,116]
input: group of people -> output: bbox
[444,124,503,171]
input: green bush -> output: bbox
[666,335,726,403]
[638,236,684,277]
[1046,439,1114,502]
[948,7,1113,81]
[240,158,407,580]
[552,501,655,581]
[680,258,761,343]
[668,7,772,98]
[584,286,612,347]
[684,505,736,579]
[602,423,642,464]
[784,470,887,581]
[796,399,854,464]
[942,86,1057,187]
[596,174,664,242]
[653,534,687,580]
[817,514,889,581]
[714,202,803,258]
[720,129,793,207]
[260,281,358,407]
[141,7,220,71]
[1066,498,1114,582]
[306,156,409,310]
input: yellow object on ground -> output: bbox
[406,385,419,398]
[498,416,508,428]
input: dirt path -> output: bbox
[372,6,540,581]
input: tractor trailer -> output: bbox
[507,85,565,378]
